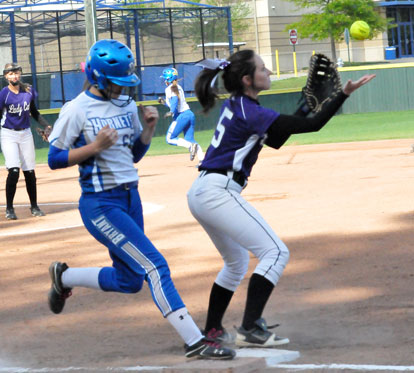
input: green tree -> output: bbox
[121,1,250,50]
[284,0,388,61]
[182,0,250,46]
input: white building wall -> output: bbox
[0,47,12,70]
[237,0,389,72]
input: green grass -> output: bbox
[286,110,414,145]
[342,61,391,67]
[1,110,413,166]
[147,129,215,156]
[0,130,216,165]
[270,76,306,91]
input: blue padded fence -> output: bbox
[49,63,203,108]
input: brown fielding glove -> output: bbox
[303,54,342,113]
[36,126,52,142]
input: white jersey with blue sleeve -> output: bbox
[49,90,143,193]
[165,83,190,114]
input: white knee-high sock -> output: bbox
[166,307,203,346]
[197,145,204,161]
[61,268,102,290]
[176,138,192,149]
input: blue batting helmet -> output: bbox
[85,39,140,90]
[161,68,178,84]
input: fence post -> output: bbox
[85,0,98,49]
[9,12,18,62]
[275,49,280,79]
[293,51,298,77]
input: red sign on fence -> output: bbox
[289,29,298,45]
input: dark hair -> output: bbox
[195,49,256,113]
[170,80,180,104]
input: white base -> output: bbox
[236,348,300,365]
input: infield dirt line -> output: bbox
[0,202,164,237]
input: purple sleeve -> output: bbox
[30,87,39,102]
[256,106,280,135]
[242,100,279,136]
[0,88,6,110]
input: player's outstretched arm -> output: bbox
[343,74,376,96]
[265,74,376,150]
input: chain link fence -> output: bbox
[0,6,232,108]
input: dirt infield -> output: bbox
[0,139,413,372]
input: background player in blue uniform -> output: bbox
[159,68,204,163]
[187,50,375,347]
[47,39,234,360]
[0,63,51,220]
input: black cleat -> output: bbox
[185,338,235,360]
[31,206,45,217]
[235,318,289,347]
[48,262,72,314]
[5,208,17,220]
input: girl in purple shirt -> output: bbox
[187,50,375,347]
[0,63,51,220]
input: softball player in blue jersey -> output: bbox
[0,63,51,220]
[159,68,204,163]
[187,50,375,347]
[46,39,234,360]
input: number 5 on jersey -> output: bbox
[211,107,233,148]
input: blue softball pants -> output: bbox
[79,183,185,317]
[166,110,196,145]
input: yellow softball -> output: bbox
[350,20,370,41]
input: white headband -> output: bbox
[196,58,230,70]
[196,58,231,87]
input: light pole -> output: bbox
[252,0,260,54]
[85,0,98,50]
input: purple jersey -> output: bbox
[201,94,280,179]
[0,86,37,130]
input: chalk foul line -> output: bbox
[0,202,164,237]
[1,363,414,372]
[271,363,414,371]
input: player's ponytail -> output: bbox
[19,82,30,93]
[171,80,180,104]
[195,49,256,113]
[195,68,220,113]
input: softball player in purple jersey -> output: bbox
[187,50,375,347]
[159,68,204,163]
[46,39,234,360]
[0,63,51,220]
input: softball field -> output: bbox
[0,139,413,372]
